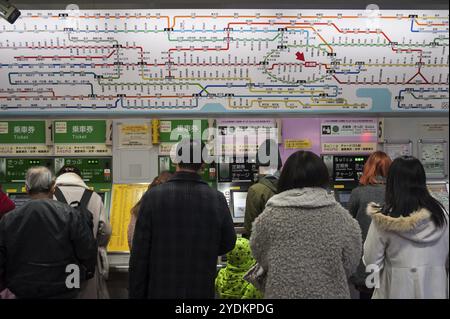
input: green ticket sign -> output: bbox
[54,120,106,144]
[0,121,46,144]
[159,119,209,143]
[53,120,111,156]
[0,121,50,155]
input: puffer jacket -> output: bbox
[0,199,97,299]
[364,203,449,299]
[250,187,362,299]
[243,176,278,238]
[216,237,263,299]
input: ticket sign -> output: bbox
[54,120,106,144]
[0,121,51,155]
[108,184,149,252]
[0,121,46,143]
[159,120,209,143]
[54,120,111,155]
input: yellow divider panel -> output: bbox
[108,184,149,253]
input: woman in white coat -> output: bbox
[364,156,449,299]
[54,165,112,299]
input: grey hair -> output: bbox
[25,166,55,194]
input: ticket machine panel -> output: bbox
[322,154,368,209]
[418,140,448,180]
[0,157,54,208]
[54,157,113,215]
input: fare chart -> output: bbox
[0,10,448,114]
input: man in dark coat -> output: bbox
[129,140,236,299]
[0,167,97,299]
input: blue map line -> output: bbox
[410,19,449,33]
[199,83,339,98]
[397,87,449,108]
[8,71,96,95]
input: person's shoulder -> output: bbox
[351,185,366,197]
[328,200,355,222]
[248,182,269,193]
[89,191,104,204]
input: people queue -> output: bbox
[0,139,448,299]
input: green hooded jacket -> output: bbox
[243,176,278,239]
[215,238,263,299]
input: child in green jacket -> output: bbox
[215,237,263,299]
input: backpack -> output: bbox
[54,186,96,280]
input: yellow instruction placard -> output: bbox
[108,184,149,252]
[284,139,312,150]
[321,142,377,154]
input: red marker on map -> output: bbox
[296,52,305,61]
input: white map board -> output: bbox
[0,10,448,114]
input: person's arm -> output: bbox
[127,211,137,251]
[243,186,263,238]
[69,206,97,280]
[363,221,386,270]
[129,193,152,299]
[340,212,362,278]
[218,193,236,256]
[96,196,112,248]
[249,210,271,271]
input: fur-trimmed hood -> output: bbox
[367,203,447,243]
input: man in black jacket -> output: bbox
[0,166,97,299]
[129,139,236,299]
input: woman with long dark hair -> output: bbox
[364,156,449,299]
[250,151,362,298]
[348,151,392,298]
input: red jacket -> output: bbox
[0,188,15,218]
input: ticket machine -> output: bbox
[322,154,369,209]
[216,156,258,223]
[0,157,54,208]
[419,139,449,211]
[54,157,113,214]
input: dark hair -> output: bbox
[176,139,205,171]
[360,151,392,185]
[57,165,82,178]
[278,151,329,193]
[384,156,447,228]
[257,139,282,170]
[150,171,173,188]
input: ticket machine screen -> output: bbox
[333,155,368,183]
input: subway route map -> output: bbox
[0,10,448,114]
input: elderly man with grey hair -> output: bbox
[0,166,97,299]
